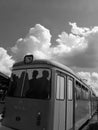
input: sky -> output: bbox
[0,0,98,95]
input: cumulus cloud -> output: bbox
[69,22,90,36]
[11,23,88,62]
[11,23,98,69]
[0,47,15,76]
[77,72,98,96]
[56,22,98,68]
[11,24,52,61]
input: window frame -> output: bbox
[75,81,82,100]
[81,85,89,100]
[8,67,52,100]
[56,73,65,100]
[67,76,73,101]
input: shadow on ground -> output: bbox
[86,122,98,130]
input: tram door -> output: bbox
[53,73,66,130]
[66,76,73,130]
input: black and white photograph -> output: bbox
[0,0,98,130]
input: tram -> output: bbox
[0,55,97,130]
[0,72,9,100]
[0,72,9,115]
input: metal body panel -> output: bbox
[59,101,65,130]
[53,101,60,130]
[75,100,90,129]
[66,101,73,130]
[2,98,53,130]
[0,123,13,130]
[53,100,66,130]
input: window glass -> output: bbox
[75,81,81,100]
[8,68,51,100]
[56,75,65,100]
[81,85,89,100]
[25,69,51,99]
[56,76,60,99]
[85,91,89,99]
[0,76,9,101]
[75,81,89,100]
[8,70,26,97]
[68,78,73,100]
[60,76,64,99]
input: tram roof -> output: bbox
[13,59,74,73]
[13,59,81,81]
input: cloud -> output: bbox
[12,23,86,61]
[11,23,98,69]
[91,72,98,81]
[77,72,98,96]
[56,22,98,68]
[11,24,52,61]
[0,47,15,76]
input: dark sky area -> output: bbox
[0,0,98,48]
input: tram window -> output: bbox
[56,75,65,100]
[67,77,73,100]
[8,68,51,99]
[85,91,89,99]
[8,70,26,97]
[75,81,81,100]
[25,68,51,99]
[81,85,89,100]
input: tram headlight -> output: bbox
[24,55,34,64]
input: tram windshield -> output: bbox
[8,68,51,100]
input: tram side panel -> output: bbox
[53,70,92,130]
[91,94,97,115]
[75,81,91,130]
[0,75,9,114]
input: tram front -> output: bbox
[1,55,53,130]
